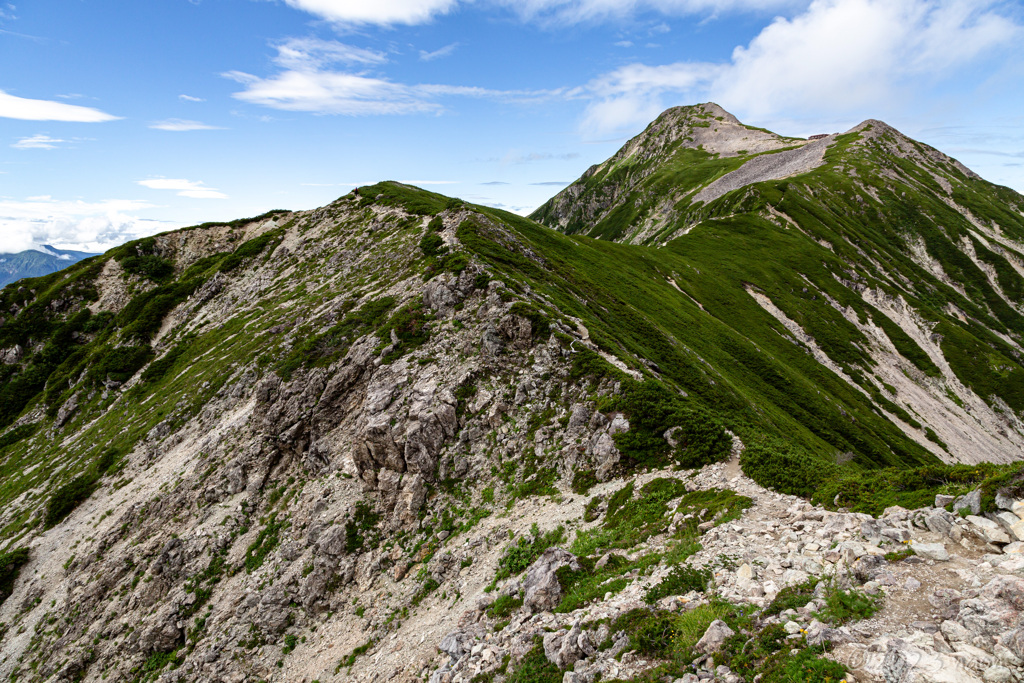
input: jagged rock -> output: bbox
[440,630,474,661]
[694,620,734,654]
[523,548,582,613]
[542,624,590,670]
[954,490,982,516]
[137,608,182,654]
[254,584,292,633]
[990,511,1024,542]
[590,433,620,481]
[935,494,956,508]
[994,492,1016,511]
[925,510,954,536]
[965,516,1012,545]
[0,344,22,364]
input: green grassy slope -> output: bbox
[533,109,1024,463]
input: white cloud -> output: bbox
[0,197,169,253]
[149,119,224,131]
[0,89,120,122]
[227,69,442,115]
[581,0,1022,134]
[419,42,459,61]
[179,94,205,102]
[282,0,458,25]
[12,134,65,149]
[226,38,561,115]
[493,0,799,24]
[581,61,719,134]
[136,178,228,199]
[715,0,1020,118]
[274,37,388,69]
[282,0,797,25]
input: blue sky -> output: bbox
[1,0,1022,252]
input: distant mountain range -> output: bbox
[0,245,99,288]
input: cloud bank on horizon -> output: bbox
[0,0,1021,252]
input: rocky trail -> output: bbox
[427,456,1024,683]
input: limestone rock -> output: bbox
[954,490,982,516]
[966,516,1012,545]
[912,542,950,562]
[694,620,734,654]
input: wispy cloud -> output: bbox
[420,42,459,61]
[149,119,224,131]
[281,0,797,26]
[481,181,510,185]
[273,37,388,69]
[136,178,228,199]
[530,180,569,185]
[226,38,563,115]
[179,94,205,102]
[482,151,582,164]
[12,134,65,149]
[0,89,120,122]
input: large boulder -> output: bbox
[523,548,581,613]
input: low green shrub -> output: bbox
[120,254,174,282]
[345,502,381,554]
[244,515,285,573]
[611,380,732,471]
[219,229,284,273]
[741,438,834,499]
[554,553,647,612]
[495,524,565,581]
[508,302,551,340]
[0,547,30,607]
[814,461,1018,516]
[419,232,446,258]
[85,344,155,386]
[487,595,523,619]
[0,422,39,452]
[817,585,880,625]
[378,299,432,363]
[45,475,96,528]
[412,578,440,606]
[43,447,121,528]
[572,470,598,495]
[504,640,561,683]
[763,578,818,617]
[644,563,711,603]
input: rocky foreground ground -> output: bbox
[427,457,1024,683]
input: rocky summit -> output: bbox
[1,104,1024,683]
